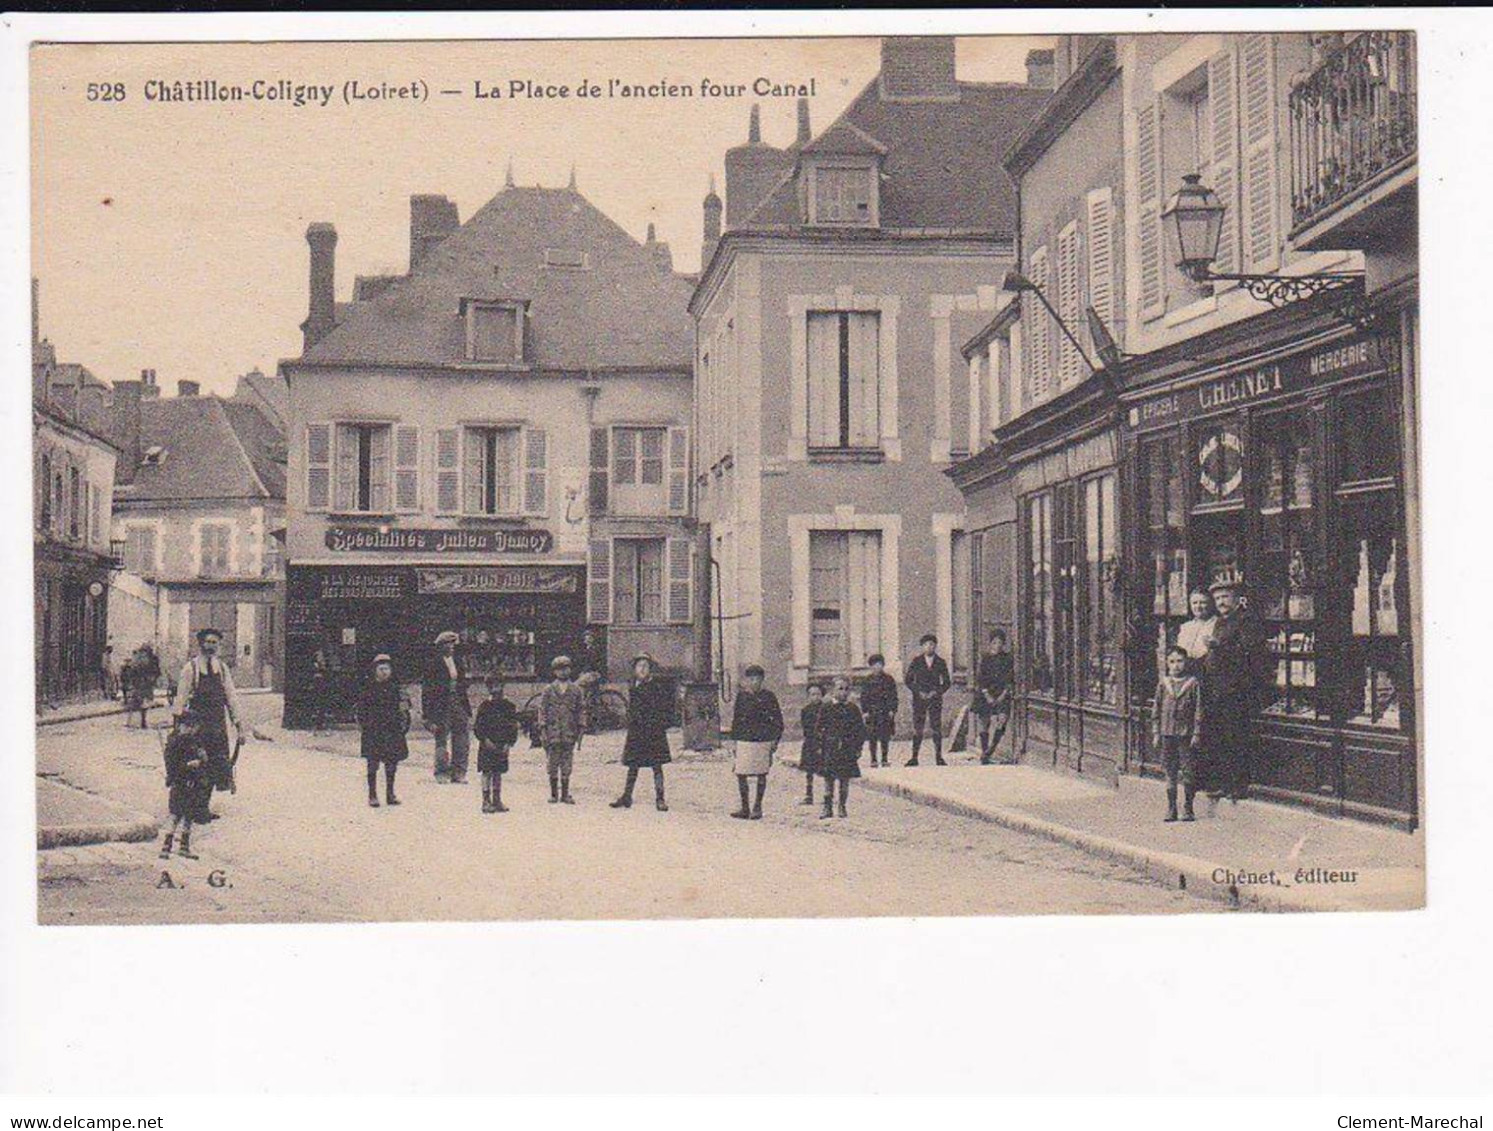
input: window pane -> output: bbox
[640,428,665,485]
[612,540,639,624]
[1026,495,1054,694]
[1196,420,1245,506]
[1341,494,1405,730]
[471,305,518,363]
[613,428,638,485]
[1338,386,1398,485]
[639,539,664,623]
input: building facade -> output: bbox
[690,37,1049,718]
[32,298,120,707]
[109,370,288,691]
[281,184,696,726]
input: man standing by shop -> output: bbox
[422,630,472,784]
[905,633,952,767]
[173,628,246,801]
[1202,579,1266,803]
[974,629,1015,764]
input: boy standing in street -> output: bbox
[1154,646,1203,822]
[538,656,585,804]
[860,654,898,769]
[904,633,951,766]
[474,677,519,814]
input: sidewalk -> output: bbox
[787,740,1424,913]
[36,775,158,849]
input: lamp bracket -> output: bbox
[1189,269,1377,331]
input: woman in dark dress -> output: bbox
[358,654,410,808]
[612,654,674,812]
[815,675,867,819]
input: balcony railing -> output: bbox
[1290,31,1417,234]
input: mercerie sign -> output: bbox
[324,526,553,554]
[1127,335,1387,431]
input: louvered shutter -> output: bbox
[1086,187,1116,342]
[847,312,881,446]
[666,427,689,515]
[1209,45,1242,277]
[1136,99,1165,320]
[306,423,331,511]
[523,427,549,516]
[462,429,484,515]
[1029,246,1051,403]
[1056,224,1081,387]
[434,428,460,514]
[588,427,610,516]
[666,537,693,625]
[394,426,420,512]
[587,538,613,624]
[1240,34,1280,273]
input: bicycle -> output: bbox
[520,673,630,744]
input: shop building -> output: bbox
[690,37,1049,713]
[32,282,120,707]
[109,371,288,691]
[282,182,696,726]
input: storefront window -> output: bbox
[1259,413,1321,720]
[1082,474,1121,705]
[1338,386,1398,486]
[1195,419,1245,508]
[1137,435,1188,694]
[1024,494,1054,694]
[1339,493,1404,730]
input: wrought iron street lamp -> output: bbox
[1161,173,1365,312]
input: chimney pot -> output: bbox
[1025,48,1055,91]
[178,380,199,397]
[747,104,761,144]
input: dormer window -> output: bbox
[463,299,525,364]
[142,445,166,466]
[808,163,877,227]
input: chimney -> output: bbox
[724,103,795,228]
[112,379,143,477]
[795,98,812,146]
[409,194,460,271]
[879,37,958,101]
[177,379,200,397]
[142,368,160,399]
[644,223,674,274]
[702,175,723,266]
[302,222,338,352]
[1025,48,1055,90]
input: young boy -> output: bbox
[798,683,825,805]
[860,654,898,768]
[160,710,212,859]
[473,677,519,814]
[1154,646,1203,822]
[816,676,867,819]
[904,633,951,766]
[538,656,585,804]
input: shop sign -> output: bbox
[415,566,580,596]
[324,526,553,554]
[319,569,407,601]
[1127,334,1388,431]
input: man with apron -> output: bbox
[173,628,246,800]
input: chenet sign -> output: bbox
[324,526,553,555]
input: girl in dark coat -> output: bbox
[816,675,867,819]
[798,683,826,806]
[728,665,784,820]
[358,654,410,808]
[612,655,674,812]
[474,678,519,813]
[860,654,898,768]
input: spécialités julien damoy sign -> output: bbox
[324,526,553,555]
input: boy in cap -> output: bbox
[904,633,951,766]
[860,653,898,768]
[538,655,585,804]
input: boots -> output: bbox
[612,768,637,808]
[654,769,668,812]
[493,777,508,813]
[837,781,849,818]
[1182,786,1196,822]
[819,794,835,820]
[1165,786,1179,823]
[159,832,174,859]
[750,776,766,820]
[386,765,400,806]
[934,741,947,767]
[801,774,815,805]
[731,775,752,819]
[368,765,380,807]
[560,774,574,804]
[548,772,560,803]
[176,829,198,860]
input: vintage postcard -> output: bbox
[31,31,1423,925]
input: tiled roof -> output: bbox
[117,395,284,502]
[745,79,1049,234]
[300,186,695,371]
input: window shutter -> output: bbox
[1240,34,1280,273]
[1056,224,1082,387]
[666,537,693,625]
[333,424,358,512]
[587,538,613,624]
[523,427,549,516]
[368,426,391,513]
[1136,99,1165,320]
[1209,46,1242,276]
[435,428,460,514]
[588,427,610,516]
[806,312,841,448]
[666,427,689,515]
[306,423,331,512]
[1085,187,1115,340]
[1028,246,1051,402]
[847,312,881,446]
[394,425,420,512]
[462,428,484,515]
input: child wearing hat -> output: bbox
[727,664,784,819]
[860,653,898,768]
[815,675,868,819]
[357,654,409,808]
[538,655,585,804]
[160,710,212,859]
[1153,645,1203,822]
[473,677,520,813]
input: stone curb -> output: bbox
[38,816,160,851]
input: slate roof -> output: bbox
[299,186,695,371]
[744,79,1049,235]
[116,395,285,502]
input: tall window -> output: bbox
[68,467,81,540]
[612,426,666,514]
[1082,474,1120,706]
[199,523,231,577]
[334,423,391,513]
[1137,434,1188,697]
[1025,494,1054,694]
[1259,412,1320,720]
[812,166,873,225]
[807,311,880,450]
[613,538,665,625]
[39,453,52,531]
[124,526,158,576]
[467,302,522,363]
[809,530,882,672]
[463,426,520,515]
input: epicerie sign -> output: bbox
[324,526,553,555]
